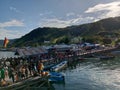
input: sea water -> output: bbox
[53,51,120,90]
[0,51,17,59]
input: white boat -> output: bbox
[51,61,68,71]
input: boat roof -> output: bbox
[16,47,48,56]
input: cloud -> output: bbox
[85,1,120,20]
[0,19,24,28]
[66,12,75,17]
[0,20,25,39]
[39,16,94,28]
[39,13,44,16]
[0,28,24,39]
[40,18,69,28]
[10,6,23,14]
[39,11,53,16]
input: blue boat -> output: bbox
[49,72,65,82]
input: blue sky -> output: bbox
[0,0,120,39]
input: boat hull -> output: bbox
[50,61,67,72]
[49,72,65,82]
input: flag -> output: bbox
[3,37,9,48]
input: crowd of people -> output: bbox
[0,47,82,86]
[0,57,45,86]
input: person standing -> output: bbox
[0,66,7,86]
[0,66,5,81]
[4,65,8,78]
[8,66,15,83]
[38,61,44,75]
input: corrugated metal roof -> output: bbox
[16,47,48,56]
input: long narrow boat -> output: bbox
[0,76,49,90]
[83,57,100,60]
[50,61,68,72]
[99,55,115,60]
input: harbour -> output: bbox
[1,0,120,89]
[53,52,120,90]
[0,47,120,90]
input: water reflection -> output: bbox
[0,51,18,59]
[53,53,120,90]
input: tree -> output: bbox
[102,38,112,44]
[55,36,70,44]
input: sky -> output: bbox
[0,0,120,39]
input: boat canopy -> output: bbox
[15,47,48,56]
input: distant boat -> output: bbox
[0,48,9,51]
[111,51,120,55]
[99,55,115,60]
[78,57,86,60]
[83,57,100,60]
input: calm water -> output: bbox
[53,52,120,90]
[0,51,17,59]
[1,51,120,90]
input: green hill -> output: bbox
[13,16,120,47]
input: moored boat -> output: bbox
[99,55,115,60]
[84,57,100,60]
[0,76,49,90]
[44,64,55,71]
[50,61,68,72]
[49,72,65,83]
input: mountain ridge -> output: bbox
[12,16,120,47]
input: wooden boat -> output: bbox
[50,61,67,71]
[99,55,115,60]
[0,76,49,90]
[84,57,100,60]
